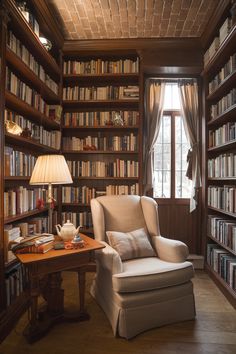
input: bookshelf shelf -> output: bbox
[206,70,236,102]
[4,208,50,224]
[203,23,236,76]
[5,91,60,130]
[207,234,236,256]
[63,73,139,85]
[208,206,236,218]
[5,132,60,153]
[207,103,236,127]
[63,99,139,110]
[62,203,90,207]
[63,150,138,154]
[208,139,236,152]
[61,125,139,131]
[72,177,139,181]
[6,48,60,103]
[6,0,60,81]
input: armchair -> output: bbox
[90,195,195,339]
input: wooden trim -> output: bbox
[205,263,236,309]
[63,38,202,54]
[62,150,138,154]
[30,0,64,49]
[5,132,60,153]
[62,125,139,131]
[0,0,8,314]
[207,234,236,256]
[201,0,231,49]
[0,292,30,343]
[4,208,49,224]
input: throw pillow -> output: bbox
[106,228,155,261]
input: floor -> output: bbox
[0,270,236,354]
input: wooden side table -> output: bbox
[16,234,104,343]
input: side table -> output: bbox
[16,234,104,343]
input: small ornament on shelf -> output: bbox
[20,127,32,138]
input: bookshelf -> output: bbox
[0,0,63,341]
[62,54,141,233]
[202,3,236,307]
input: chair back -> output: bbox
[91,195,160,241]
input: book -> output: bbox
[13,240,54,254]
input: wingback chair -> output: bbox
[90,195,195,339]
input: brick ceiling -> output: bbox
[48,0,218,40]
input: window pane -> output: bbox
[154,115,171,198]
[163,83,181,110]
[175,116,191,198]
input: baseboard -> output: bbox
[187,254,204,269]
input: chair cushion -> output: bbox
[112,257,194,293]
[106,228,155,261]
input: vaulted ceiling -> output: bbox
[48,0,218,40]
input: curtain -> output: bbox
[143,80,165,194]
[178,80,201,212]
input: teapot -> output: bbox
[55,220,80,241]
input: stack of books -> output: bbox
[11,234,55,254]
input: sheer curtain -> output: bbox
[178,80,201,212]
[143,80,165,194]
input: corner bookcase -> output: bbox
[202,3,236,307]
[0,0,62,341]
[62,53,142,234]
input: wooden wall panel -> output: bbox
[158,203,199,254]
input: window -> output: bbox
[153,83,191,199]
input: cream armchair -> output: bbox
[90,195,195,339]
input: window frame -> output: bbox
[154,109,190,204]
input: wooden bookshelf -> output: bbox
[62,54,141,231]
[0,0,63,342]
[203,7,236,307]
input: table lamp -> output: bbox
[29,154,73,233]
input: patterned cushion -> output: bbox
[106,228,155,261]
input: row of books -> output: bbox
[62,183,139,204]
[63,110,139,127]
[208,121,236,147]
[210,88,236,120]
[208,185,236,213]
[62,134,138,152]
[62,85,139,101]
[5,263,28,307]
[62,186,96,204]
[7,30,59,94]
[63,58,139,74]
[6,67,61,121]
[4,218,49,263]
[16,1,40,37]
[105,183,139,195]
[66,159,139,178]
[209,53,236,94]
[208,215,236,252]
[208,152,236,178]
[204,16,232,67]
[4,147,36,177]
[4,186,57,217]
[62,212,92,229]
[207,243,236,290]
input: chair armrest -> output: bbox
[95,241,123,274]
[152,236,189,263]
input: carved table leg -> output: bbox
[77,268,90,320]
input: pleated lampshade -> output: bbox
[29,154,73,185]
